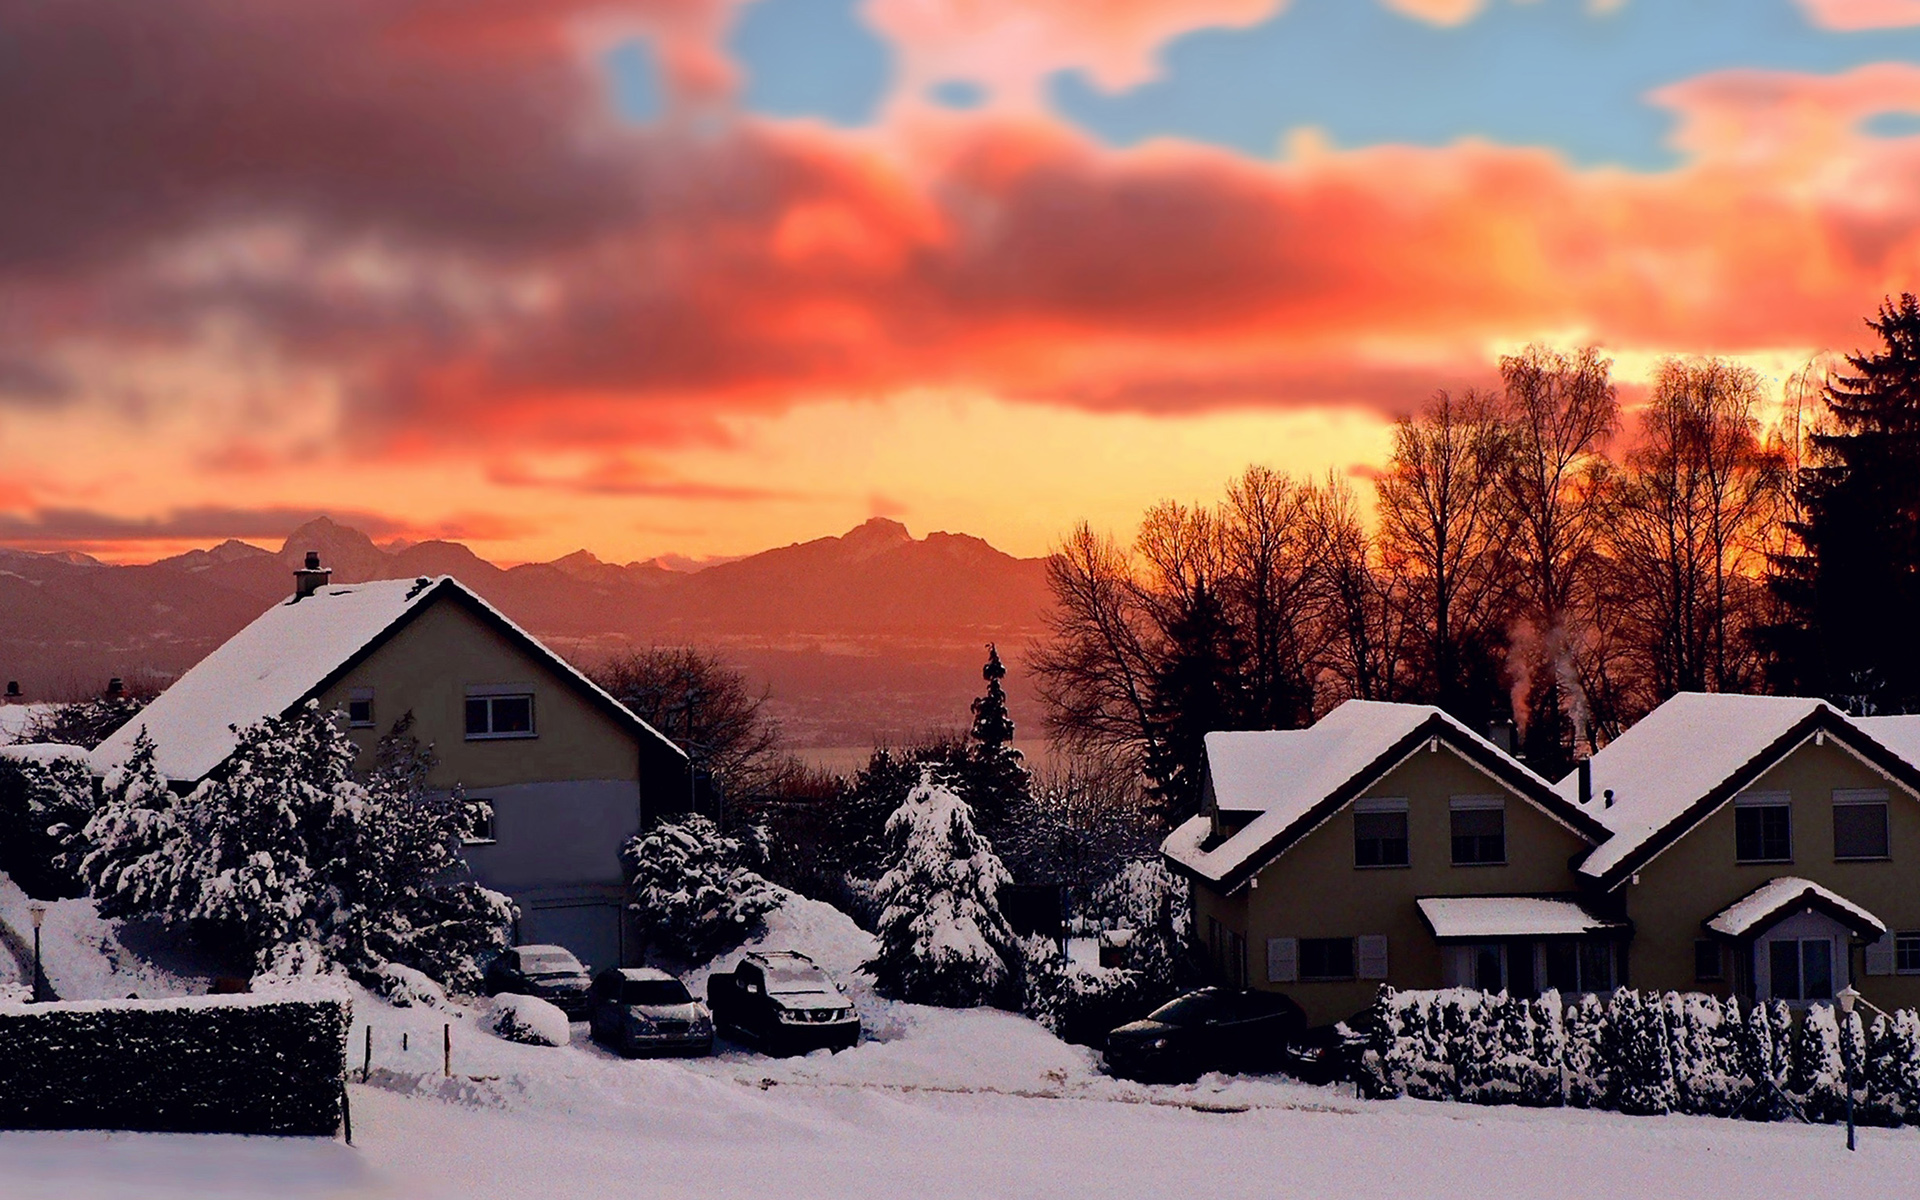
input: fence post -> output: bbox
[443,1023,451,1078]
[362,1024,372,1083]
[341,1081,353,1146]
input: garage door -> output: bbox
[519,902,622,974]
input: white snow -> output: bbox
[1560,692,1833,881]
[0,743,89,766]
[1168,700,1558,885]
[0,703,58,744]
[483,994,571,1047]
[0,874,203,1001]
[1416,895,1625,939]
[1705,875,1886,938]
[1853,713,1920,772]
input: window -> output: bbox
[1694,939,1723,981]
[465,692,535,739]
[1449,796,1505,865]
[1769,938,1834,1002]
[1299,937,1356,981]
[1545,938,1617,994]
[464,799,496,844]
[1734,794,1792,863]
[1354,798,1409,867]
[346,688,375,728]
[1833,790,1890,860]
[1899,933,1920,975]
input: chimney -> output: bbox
[1577,758,1592,805]
[105,677,124,698]
[294,550,332,600]
[4,681,18,699]
[1487,719,1515,754]
[1604,788,1615,809]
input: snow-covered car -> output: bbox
[1103,987,1306,1082]
[707,951,860,1055]
[588,968,714,1057]
[484,944,593,1018]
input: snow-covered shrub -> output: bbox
[1669,993,1747,1117]
[1787,1003,1848,1123]
[1451,992,1562,1107]
[484,994,571,1047]
[373,963,449,1009]
[1359,987,1407,1099]
[1736,997,1794,1121]
[1603,989,1676,1115]
[1020,935,1146,1047]
[864,768,1021,1008]
[0,750,96,898]
[1860,1010,1920,1127]
[81,706,513,992]
[1085,859,1191,994]
[0,980,29,1004]
[1561,991,1609,1109]
[622,814,781,963]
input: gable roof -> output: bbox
[1164,700,1606,893]
[1563,692,1920,887]
[1704,876,1886,940]
[90,576,683,782]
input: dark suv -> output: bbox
[588,968,714,1057]
[483,944,593,1018]
[707,951,860,1055]
[1103,987,1306,1082]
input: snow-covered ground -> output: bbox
[2,885,1917,1199]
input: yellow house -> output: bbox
[90,559,686,971]
[1167,692,1920,1027]
[1163,700,1616,1025]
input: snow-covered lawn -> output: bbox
[2,887,1917,1199]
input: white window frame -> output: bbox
[346,687,376,729]
[465,687,537,740]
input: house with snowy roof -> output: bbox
[89,555,687,972]
[1163,700,1617,1025]
[1165,692,1920,1026]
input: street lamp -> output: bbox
[1837,985,1863,1152]
[26,902,46,1002]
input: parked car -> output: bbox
[588,968,714,1057]
[1277,1016,1374,1085]
[484,944,593,1018]
[707,951,860,1055]
[1103,987,1307,1082]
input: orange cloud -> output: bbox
[1796,0,1920,29]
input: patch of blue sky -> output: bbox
[1864,112,1920,138]
[729,0,893,126]
[1047,0,1920,169]
[929,79,989,110]
[603,38,664,123]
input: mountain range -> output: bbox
[0,517,1054,751]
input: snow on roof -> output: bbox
[1165,700,1561,886]
[1705,876,1886,939]
[1851,714,1920,773]
[0,742,89,766]
[1561,692,1834,882]
[89,575,682,782]
[1416,896,1625,940]
[0,703,58,744]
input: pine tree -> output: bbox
[1788,1003,1848,1123]
[864,767,1022,1007]
[622,814,781,963]
[1766,294,1920,708]
[1562,992,1609,1109]
[0,749,96,898]
[965,644,1029,827]
[1604,989,1676,1115]
[79,729,183,920]
[1143,581,1247,822]
[1859,1009,1920,1126]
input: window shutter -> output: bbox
[1357,935,1389,981]
[1267,937,1298,984]
[1865,932,1897,977]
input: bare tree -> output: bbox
[1217,466,1326,729]
[1029,523,1159,769]
[1318,474,1412,704]
[589,646,786,799]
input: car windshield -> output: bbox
[621,979,691,1006]
[519,950,581,976]
[1147,993,1220,1027]
[762,961,831,994]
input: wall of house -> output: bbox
[1621,738,1920,1010]
[1200,745,1592,1026]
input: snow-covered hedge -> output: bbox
[0,994,349,1135]
[1363,986,1920,1125]
[1019,935,1148,1047]
[623,814,781,963]
[483,993,571,1047]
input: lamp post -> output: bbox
[1837,985,1862,1152]
[26,902,46,1002]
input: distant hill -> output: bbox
[0,517,1054,751]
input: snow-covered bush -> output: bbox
[1019,935,1146,1046]
[0,750,96,898]
[1603,989,1677,1115]
[1562,991,1609,1109]
[864,768,1022,1008]
[623,814,781,963]
[373,963,449,1009]
[1669,993,1747,1117]
[1085,858,1190,993]
[81,706,513,992]
[484,994,571,1047]
[1737,997,1794,1120]
[1787,1002,1848,1123]
[1860,1010,1920,1127]
[0,980,29,1004]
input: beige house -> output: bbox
[1166,692,1920,1025]
[90,559,687,971]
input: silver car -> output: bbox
[587,968,715,1057]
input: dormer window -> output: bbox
[346,688,375,728]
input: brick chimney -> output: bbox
[294,550,332,600]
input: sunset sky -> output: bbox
[5,0,1920,565]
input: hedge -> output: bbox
[0,993,350,1135]
[1361,986,1920,1125]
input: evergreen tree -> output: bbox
[1767,294,1920,709]
[1562,992,1609,1109]
[1787,1003,1848,1123]
[0,749,96,898]
[1603,989,1676,1115]
[1859,1009,1920,1127]
[966,644,1029,826]
[1142,580,1246,822]
[79,730,183,920]
[864,768,1021,1007]
[622,814,781,963]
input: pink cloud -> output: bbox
[1796,0,1920,29]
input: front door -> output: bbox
[1754,910,1849,1005]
